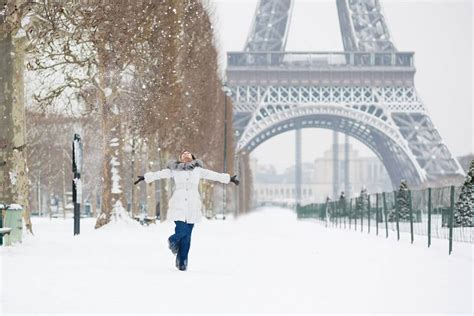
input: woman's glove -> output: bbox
[230,175,240,185]
[134,176,145,185]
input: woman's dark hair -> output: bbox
[179,149,196,161]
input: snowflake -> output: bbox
[104,88,112,97]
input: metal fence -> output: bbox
[297,185,473,254]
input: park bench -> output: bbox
[0,227,13,246]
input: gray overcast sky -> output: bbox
[211,0,473,172]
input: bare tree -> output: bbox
[26,1,165,227]
[14,0,243,231]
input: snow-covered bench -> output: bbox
[0,227,12,237]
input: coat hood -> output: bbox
[167,158,204,171]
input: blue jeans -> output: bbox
[168,221,194,268]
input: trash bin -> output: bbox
[3,204,23,246]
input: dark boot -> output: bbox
[175,256,187,271]
[178,259,187,271]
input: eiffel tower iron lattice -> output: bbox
[226,0,463,187]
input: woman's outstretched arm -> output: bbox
[199,168,230,184]
[144,169,172,183]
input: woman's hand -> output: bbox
[134,176,145,185]
[230,175,240,185]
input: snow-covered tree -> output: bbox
[396,180,411,222]
[26,1,174,227]
[130,0,239,218]
[454,160,474,227]
[6,0,242,230]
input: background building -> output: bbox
[251,143,393,205]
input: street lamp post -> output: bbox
[221,82,232,220]
[234,130,240,216]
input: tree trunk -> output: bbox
[91,189,97,218]
[131,138,140,219]
[0,34,14,202]
[96,113,128,228]
[146,135,158,223]
[47,177,52,219]
[94,48,128,228]
[158,149,171,222]
[0,33,32,233]
[237,152,253,215]
[62,154,67,219]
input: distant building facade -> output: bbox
[312,144,392,201]
[252,144,393,205]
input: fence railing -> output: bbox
[296,185,473,254]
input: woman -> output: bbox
[134,149,239,271]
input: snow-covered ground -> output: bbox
[1,206,472,315]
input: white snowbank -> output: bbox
[1,206,472,314]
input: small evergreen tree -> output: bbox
[396,180,411,222]
[325,196,331,223]
[339,191,347,217]
[454,160,474,227]
[387,181,410,222]
[355,187,368,219]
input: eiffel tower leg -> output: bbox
[392,112,463,183]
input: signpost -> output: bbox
[72,134,83,235]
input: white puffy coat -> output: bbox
[144,166,230,223]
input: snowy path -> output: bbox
[1,207,472,314]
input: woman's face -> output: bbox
[180,151,193,163]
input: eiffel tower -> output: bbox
[226,0,463,200]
